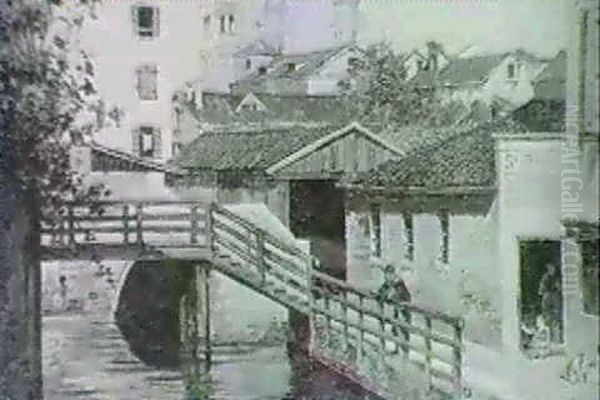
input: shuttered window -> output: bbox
[132,126,161,158]
[136,64,158,100]
[132,5,160,38]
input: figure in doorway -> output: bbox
[539,263,562,343]
[521,315,551,359]
[375,264,412,354]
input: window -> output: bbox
[258,66,267,75]
[133,126,161,158]
[402,212,414,261]
[136,64,158,100]
[203,15,211,32]
[240,103,258,111]
[439,209,450,264]
[245,59,252,70]
[507,63,516,79]
[219,15,226,33]
[581,239,599,316]
[228,14,235,32]
[369,204,382,258]
[347,57,359,69]
[172,142,183,156]
[132,5,159,38]
[286,62,296,73]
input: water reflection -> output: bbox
[42,260,382,399]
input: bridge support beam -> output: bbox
[180,264,212,393]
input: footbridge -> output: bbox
[42,200,465,399]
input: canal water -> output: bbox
[42,261,382,399]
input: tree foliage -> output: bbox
[339,42,469,129]
[0,0,110,213]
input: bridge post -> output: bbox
[122,204,129,244]
[190,204,198,244]
[180,263,212,391]
[256,230,266,284]
[358,293,365,356]
[205,203,214,253]
[424,316,433,390]
[135,203,143,245]
[67,203,75,245]
[452,319,464,396]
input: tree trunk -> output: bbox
[0,184,43,400]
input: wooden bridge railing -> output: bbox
[41,200,209,248]
[208,203,464,396]
[42,200,464,396]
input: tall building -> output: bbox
[79,0,263,161]
[258,0,359,54]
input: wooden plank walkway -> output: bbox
[42,200,465,397]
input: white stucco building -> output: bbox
[78,0,265,162]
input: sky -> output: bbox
[357,0,570,57]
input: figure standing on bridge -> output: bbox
[375,264,412,355]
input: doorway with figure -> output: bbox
[519,240,564,358]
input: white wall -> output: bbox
[79,0,259,160]
[496,135,599,355]
[307,47,357,95]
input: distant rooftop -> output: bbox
[187,91,352,127]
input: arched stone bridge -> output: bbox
[42,200,465,399]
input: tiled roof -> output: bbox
[437,54,508,85]
[89,142,182,174]
[231,45,350,92]
[349,118,526,189]
[413,50,544,87]
[190,92,351,126]
[171,124,340,171]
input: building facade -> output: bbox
[79,0,264,161]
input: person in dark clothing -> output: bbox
[375,264,412,355]
[539,263,562,343]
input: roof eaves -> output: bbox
[89,142,184,175]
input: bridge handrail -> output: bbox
[43,199,210,208]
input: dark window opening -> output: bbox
[508,63,516,79]
[172,142,182,156]
[139,126,155,158]
[519,240,563,357]
[228,14,235,32]
[439,209,450,263]
[290,180,346,280]
[134,6,158,38]
[369,204,382,259]
[581,239,599,316]
[286,62,297,73]
[348,57,359,69]
[219,15,226,33]
[258,66,267,75]
[402,212,414,261]
[245,59,252,70]
[203,15,211,31]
